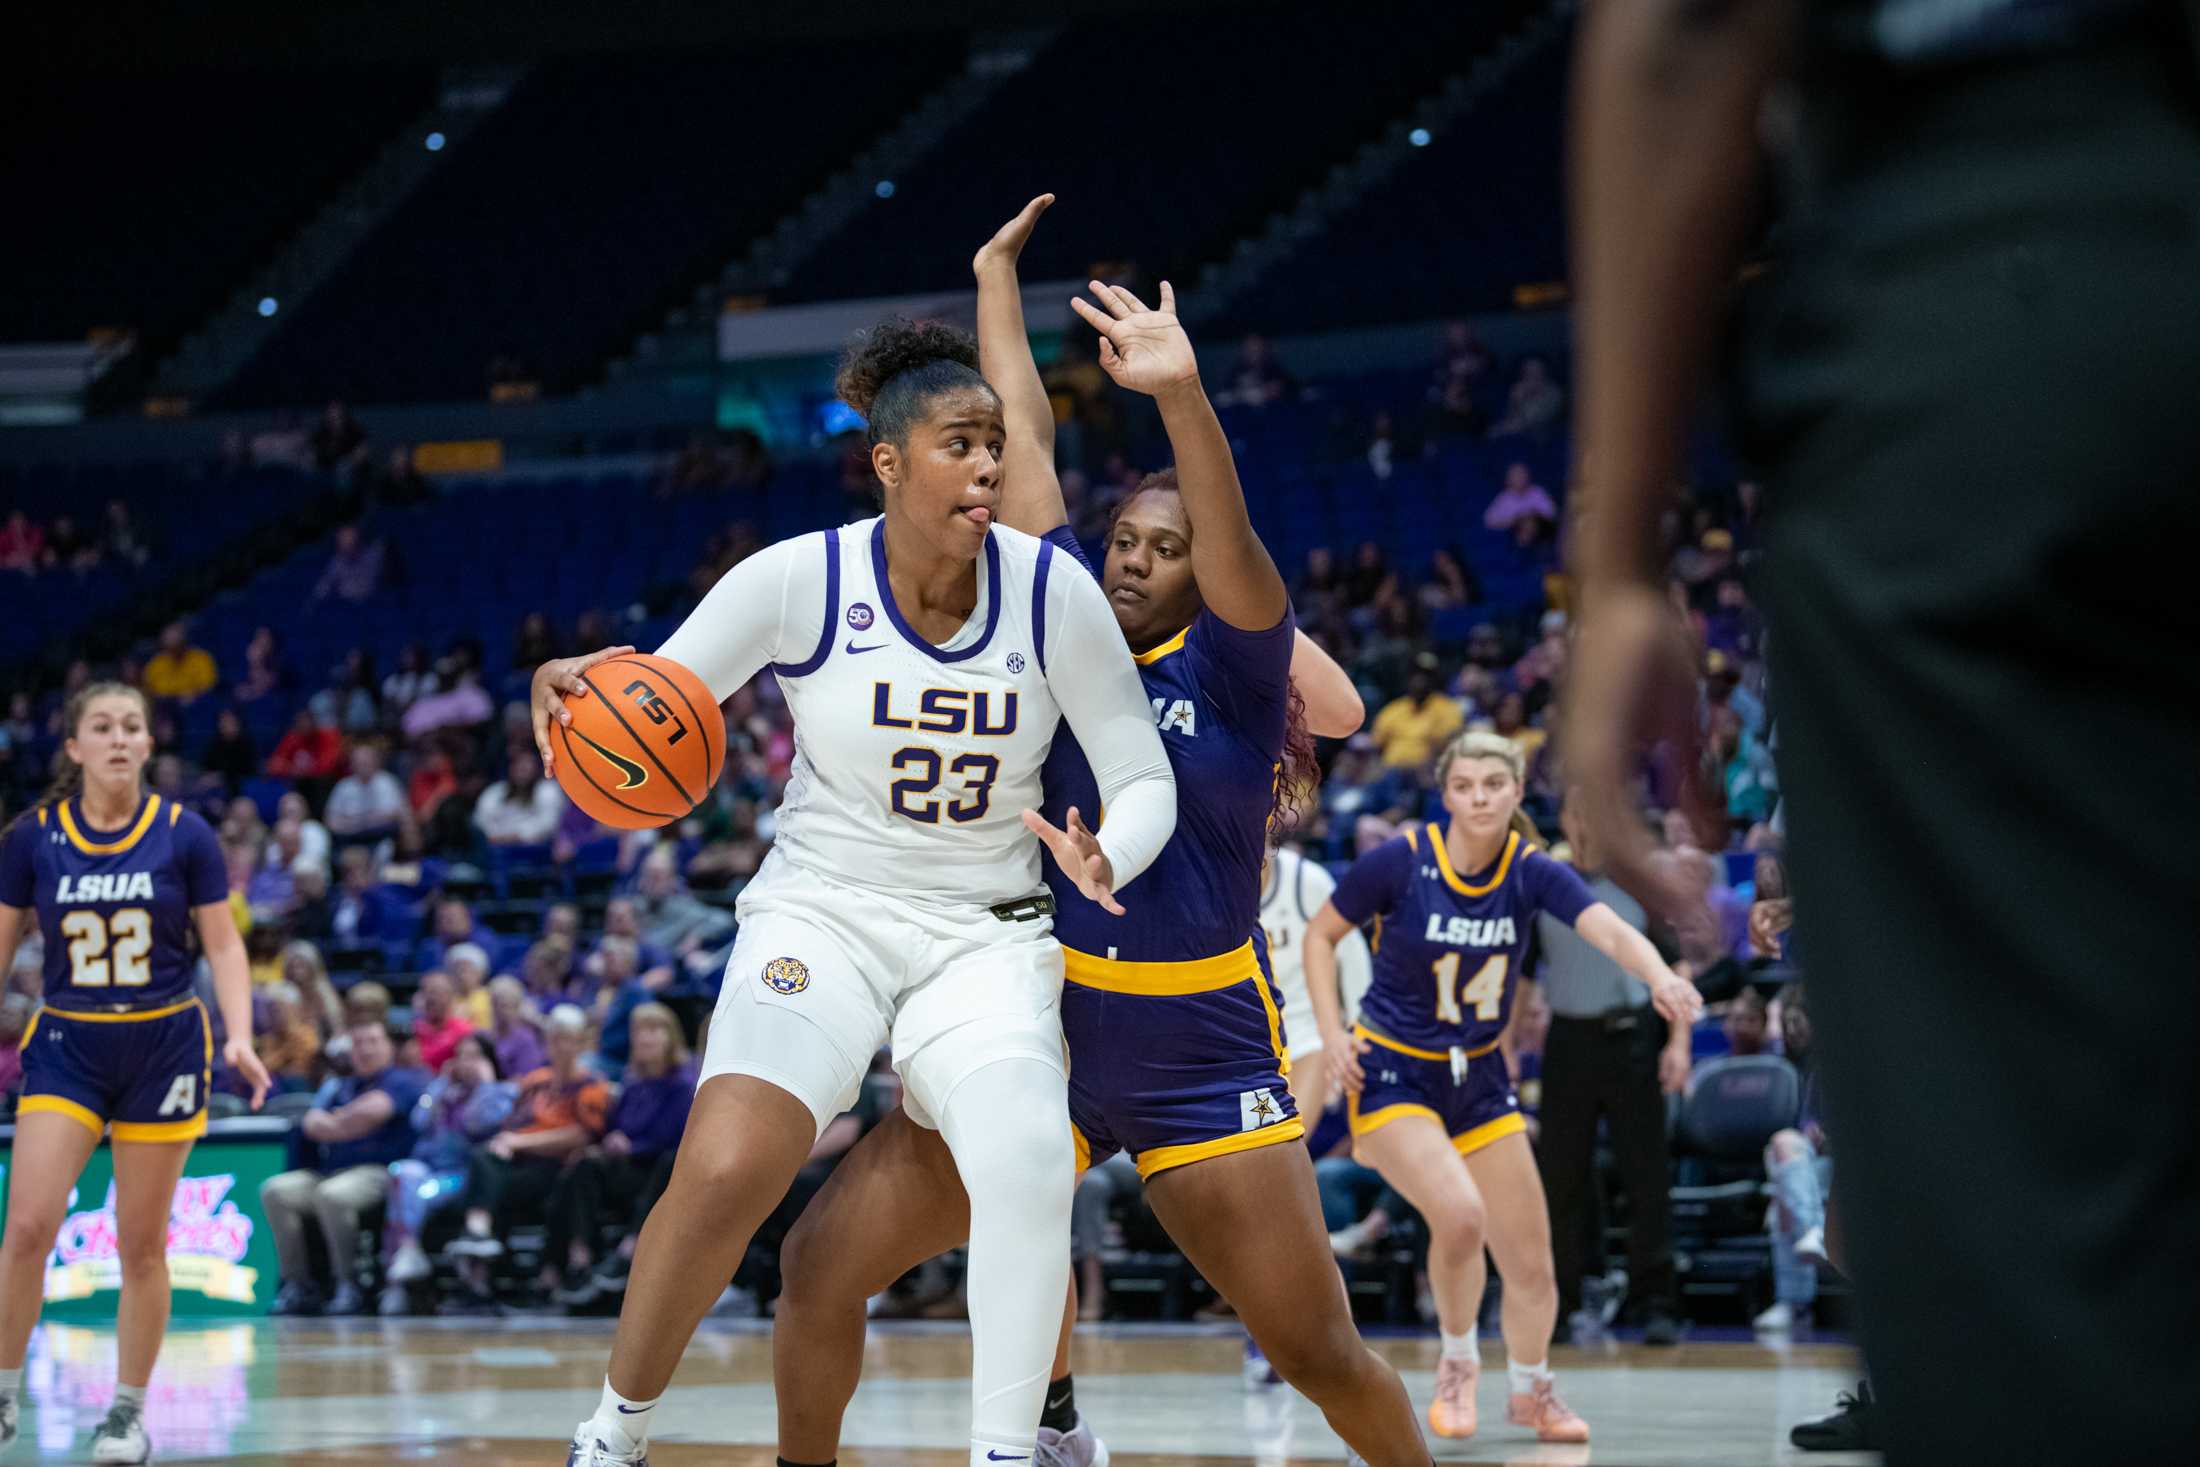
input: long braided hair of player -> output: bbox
[1,680,148,839]
[1103,473,1319,837]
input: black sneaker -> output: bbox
[438,1287,500,1317]
[1640,1304,1684,1347]
[554,1269,603,1308]
[1791,1379,1878,1452]
[591,1253,633,1294]
[269,1280,325,1316]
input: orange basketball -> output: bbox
[551,652,723,830]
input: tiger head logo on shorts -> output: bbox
[761,956,811,995]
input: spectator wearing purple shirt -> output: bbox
[548,1004,696,1306]
[400,658,493,740]
[313,524,386,604]
[1483,461,1559,542]
[487,976,547,1079]
[411,897,488,973]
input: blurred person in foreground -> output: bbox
[1568,1,2200,1460]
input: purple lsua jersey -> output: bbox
[1330,823,1596,1055]
[1034,529,1294,966]
[0,794,228,1010]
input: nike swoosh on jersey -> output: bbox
[846,640,887,654]
[986,1454,1029,1462]
[571,727,648,790]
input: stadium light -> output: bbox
[425,131,447,152]
[875,180,896,199]
[1409,128,1431,147]
[257,297,279,317]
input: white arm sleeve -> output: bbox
[654,535,823,703]
[1043,564,1176,892]
[1302,860,1371,1024]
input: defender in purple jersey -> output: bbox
[770,196,1432,1467]
[0,682,269,1461]
[1305,730,1700,1445]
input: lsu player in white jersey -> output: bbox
[1259,840,1372,1119]
[538,318,1177,1467]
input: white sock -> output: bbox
[1507,1358,1552,1395]
[936,1058,1073,1462]
[112,1383,148,1411]
[0,1365,21,1395]
[1440,1327,1478,1361]
[589,1377,658,1451]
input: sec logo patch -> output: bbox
[761,956,811,995]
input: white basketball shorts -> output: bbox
[697,861,1066,1136]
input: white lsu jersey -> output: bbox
[659,515,1172,912]
[1261,845,1371,1057]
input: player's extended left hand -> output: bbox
[1021,805,1122,915]
[224,1036,271,1110]
[529,644,636,777]
[973,193,1054,278]
[1649,970,1703,1028]
[1069,280,1199,399]
[1658,1041,1693,1096]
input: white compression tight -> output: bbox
[931,1056,1076,1465]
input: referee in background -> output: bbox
[1568,2,2200,1463]
[1534,794,1692,1346]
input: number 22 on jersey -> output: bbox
[1433,952,1506,1025]
[62,908,153,987]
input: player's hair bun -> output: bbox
[835,317,981,417]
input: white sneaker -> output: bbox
[566,1424,649,1465]
[1752,1301,1795,1332]
[1327,1217,1385,1258]
[1794,1225,1829,1266]
[388,1240,432,1282]
[89,1402,151,1465]
[1033,1416,1109,1467]
[2,1391,17,1447]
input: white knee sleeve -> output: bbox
[934,1057,1075,1457]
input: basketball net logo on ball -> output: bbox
[762,956,811,995]
[552,652,724,830]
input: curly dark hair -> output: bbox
[834,316,991,451]
[1106,469,1320,837]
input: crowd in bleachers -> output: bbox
[2,313,1819,1330]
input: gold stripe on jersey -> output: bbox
[1453,1111,1528,1156]
[1353,1022,1501,1063]
[42,996,201,1024]
[1131,626,1190,666]
[1428,826,1519,898]
[1062,938,1258,995]
[17,1094,105,1137]
[59,795,162,856]
[1134,1117,1306,1180]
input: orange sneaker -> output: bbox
[1506,1378,1590,1443]
[1427,1354,1479,1439]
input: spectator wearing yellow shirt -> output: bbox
[143,620,218,703]
[1369,657,1464,770]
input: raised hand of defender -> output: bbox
[530,645,636,776]
[1070,280,1199,398]
[1021,805,1123,915]
[974,193,1054,278]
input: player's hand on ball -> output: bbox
[225,1037,271,1110]
[529,645,635,775]
[1070,280,1199,398]
[974,193,1053,277]
[1021,806,1122,915]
